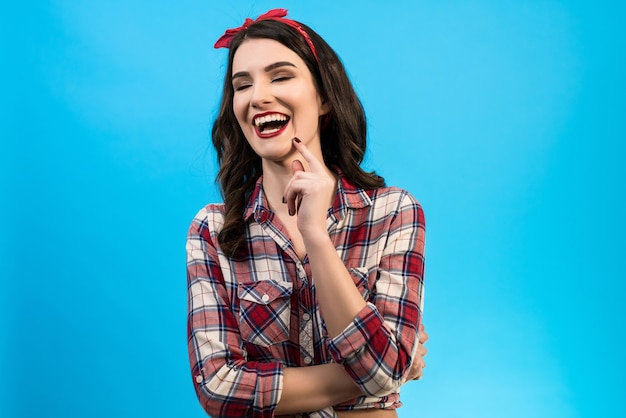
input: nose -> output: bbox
[250,81,273,108]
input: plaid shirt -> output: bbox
[187,173,426,418]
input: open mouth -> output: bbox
[253,113,290,136]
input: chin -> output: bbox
[253,145,294,163]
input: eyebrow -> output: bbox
[232,61,297,80]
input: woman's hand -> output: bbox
[283,137,336,239]
[408,323,429,381]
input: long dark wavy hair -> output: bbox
[212,19,385,258]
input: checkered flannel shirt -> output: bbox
[187,173,425,418]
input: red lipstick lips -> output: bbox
[253,112,290,138]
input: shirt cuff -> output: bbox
[327,302,385,363]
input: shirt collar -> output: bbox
[330,171,372,221]
[243,170,372,223]
[243,176,267,223]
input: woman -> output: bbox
[187,9,427,418]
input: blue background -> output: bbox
[2,1,624,417]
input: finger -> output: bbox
[417,343,427,356]
[291,159,305,176]
[419,329,429,344]
[292,137,325,173]
[287,160,305,215]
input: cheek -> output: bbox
[232,95,248,125]
[290,90,322,119]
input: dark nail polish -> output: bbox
[293,137,301,143]
[282,196,286,204]
[289,209,294,216]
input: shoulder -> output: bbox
[367,187,426,249]
[338,174,422,214]
[187,203,227,237]
[368,186,424,221]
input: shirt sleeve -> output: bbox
[326,191,426,397]
[187,208,283,418]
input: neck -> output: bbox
[261,162,297,212]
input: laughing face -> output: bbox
[231,38,329,165]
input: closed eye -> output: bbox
[234,83,251,92]
[272,75,293,83]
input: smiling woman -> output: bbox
[233,59,305,139]
[231,40,328,163]
[186,9,428,418]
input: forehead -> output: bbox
[232,38,306,73]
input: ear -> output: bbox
[319,99,331,116]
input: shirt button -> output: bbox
[304,356,312,364]
[261,294,270,302]
[302,313,311,321]
[195,375,203,384]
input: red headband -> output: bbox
[213,8,318,61]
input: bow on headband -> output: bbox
[214,8,318,61]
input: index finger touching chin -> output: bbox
[292,137,324,170]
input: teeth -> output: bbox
[254,113,288,127]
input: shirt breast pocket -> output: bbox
[237,280,293,347]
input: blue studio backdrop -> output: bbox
[2,1,625,417]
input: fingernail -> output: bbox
[282,196,286,204]
[289,209,294,216]
[293,137,301,143]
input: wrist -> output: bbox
[301,228,332,248]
